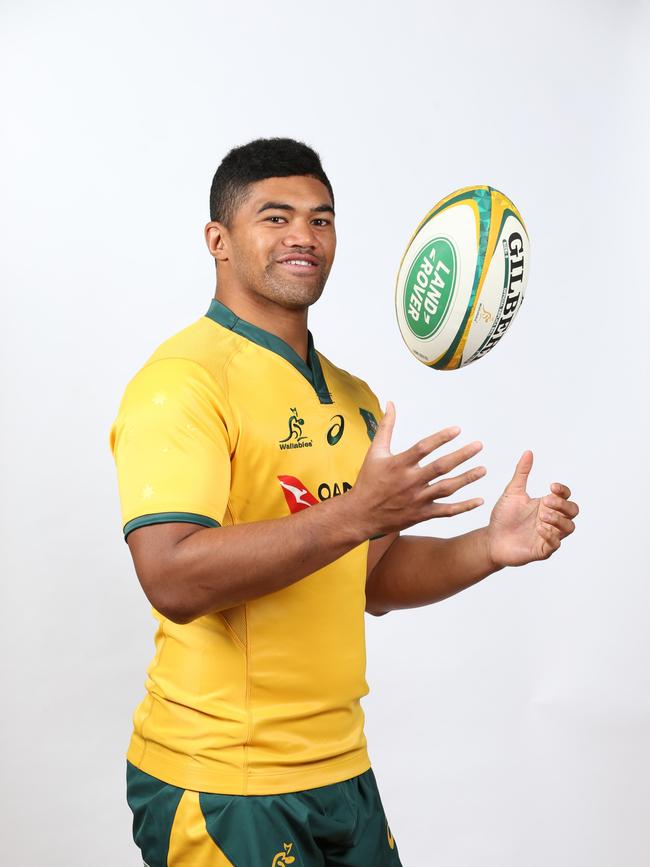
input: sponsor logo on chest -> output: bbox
[278,475,352,513]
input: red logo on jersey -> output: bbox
[277,475,318,513]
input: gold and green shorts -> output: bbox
[126,760,403,866]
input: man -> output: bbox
[109,138,579,866]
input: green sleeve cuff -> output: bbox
[123,512,221,542]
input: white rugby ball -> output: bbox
[395,185,530,369]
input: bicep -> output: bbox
[127,521,205,618]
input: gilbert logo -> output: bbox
[272,841,296,866]
[279,407,313,451]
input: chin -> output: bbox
[262,278,326,310]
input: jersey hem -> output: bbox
[127,735,371,795]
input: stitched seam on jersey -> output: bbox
[218,613,246,652]
[224,502,236,526]
[222,341,247,460]
[222,343,246,528]
[242,602,251,795]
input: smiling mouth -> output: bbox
[277,259,319,271]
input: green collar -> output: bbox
[205,298,333,405]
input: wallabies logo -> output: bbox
[271,841,296,866]
[279,408,313,451]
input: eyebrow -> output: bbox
[256,201,335,216]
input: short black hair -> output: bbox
[209,137,334,227]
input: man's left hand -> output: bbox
[486,451,579,568]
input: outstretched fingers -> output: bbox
[399,426,462,466]
[418,440,484,482]
[426,496,485,518]
[427,465,487,499]
[398,429,487,520]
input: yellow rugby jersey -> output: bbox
[109,297,383,796]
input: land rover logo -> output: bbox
[404,236,457,339]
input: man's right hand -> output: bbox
[349,401,487,539]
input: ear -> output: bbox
[204,221,229,262]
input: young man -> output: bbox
[109,138,579,866]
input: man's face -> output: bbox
[217,175,336,310]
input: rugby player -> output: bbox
[109,137,579,866]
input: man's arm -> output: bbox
[365,528,499,616]
[128,403,486,623]
[364,451,579,616]
[130,496,370,623]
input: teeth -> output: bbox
[283,260,314,266]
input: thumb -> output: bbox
[371,401,396,454]
[506,450,533,495]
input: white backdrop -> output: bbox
[2,1,649,864]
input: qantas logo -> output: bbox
[278,475,351,513]
[278,476,319,512]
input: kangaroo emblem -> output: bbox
[278,479,312,507]
[479,305,493,323]
[280,407,308,443]
[271,841,296,866]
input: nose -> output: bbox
[281,218,318,249]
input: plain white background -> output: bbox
[2,1,649,864]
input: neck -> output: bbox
[214,286,309,362]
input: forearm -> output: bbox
[365,527,503,615]
[164,493,368,621]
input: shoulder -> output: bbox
[122,314,244,402]
[114,323,242,436]
[147,315,242,385]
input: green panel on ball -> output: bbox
[431,188,493,368]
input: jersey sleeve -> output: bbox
[109,357,234,541]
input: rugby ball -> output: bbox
[395,186,530,369]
